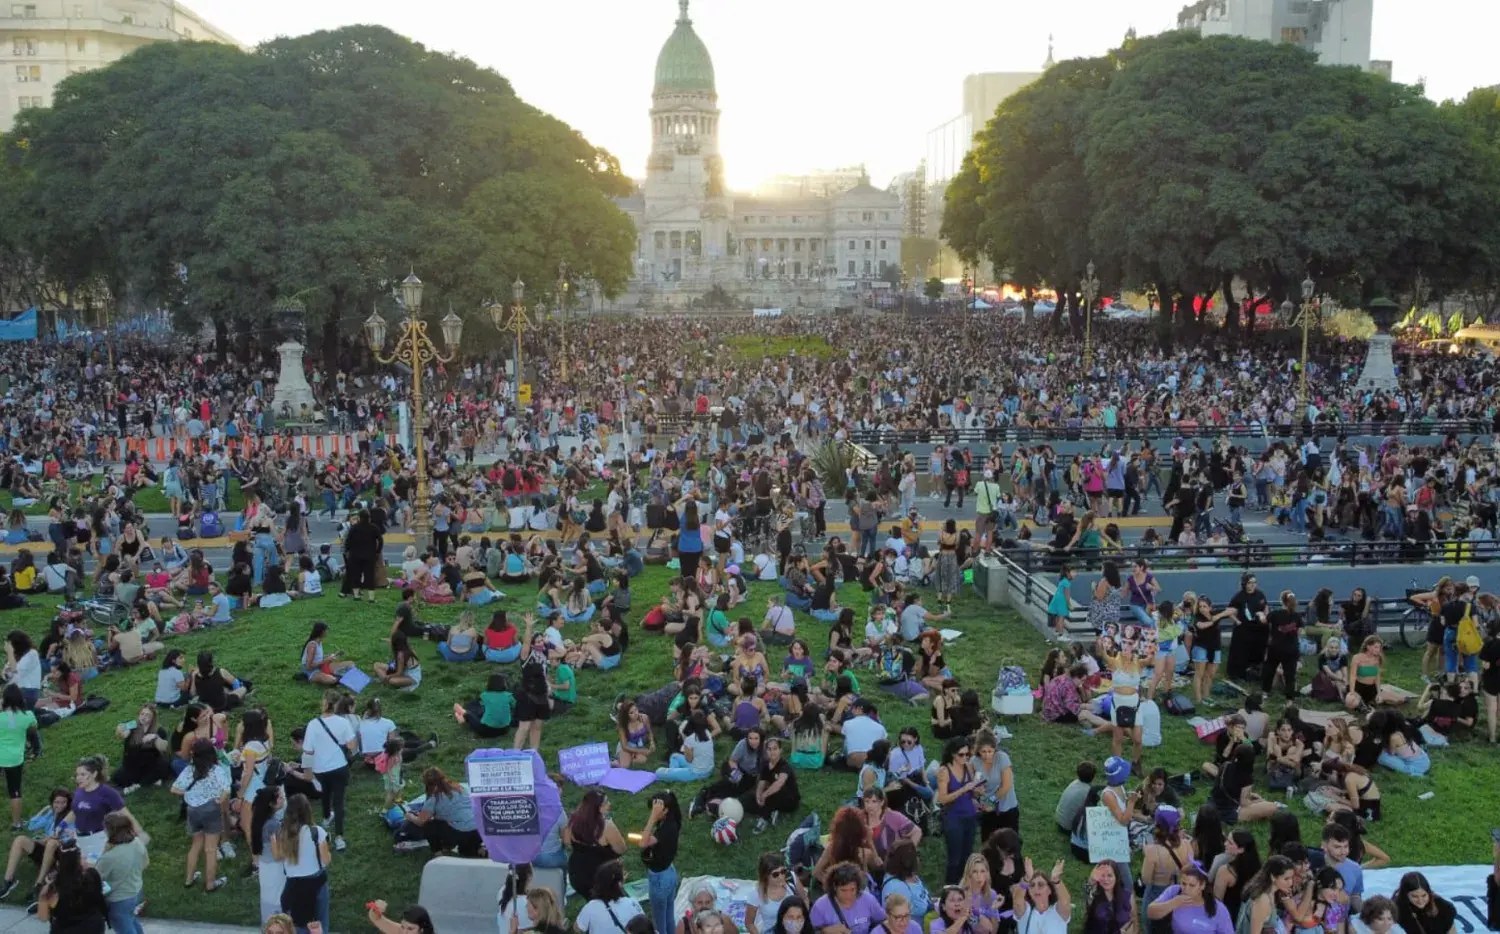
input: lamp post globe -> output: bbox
[400,273,424,313]
[362,312,387,351]
[440,310,464,351]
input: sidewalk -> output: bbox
[0,906,262,934]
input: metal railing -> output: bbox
[995,538,1496,573]
[989,549,1430,645]
[847,419,1492,446]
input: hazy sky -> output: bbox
[189,0,1498,190]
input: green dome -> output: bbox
[654,1,715,94]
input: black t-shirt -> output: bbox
[1230,590,1267,626]
[760,759,798,797]
[1267,608,1301,653]
[1459,693,1479,727]
[1193,611,1222,654]
[394,603,423,639]
[811,578,835,612]
[1211,763,1251,813]
[640,817,680,872]
[1439,598,1474,632]
[1482,639,1500,696]
[1426,698,1460,734]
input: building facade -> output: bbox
[1,0,239,130]
[1176,0,1376,71]
[615,0,902,307]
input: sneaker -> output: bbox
[121,785,139,796]
[25,900,38,916]
[770,811,781,827]
[333,835,347,852]
[753,818,768,835]
[320,816,333,830]
[218,841,236,860]
[205,876,227,893]
[183,871,202,889]
[392,839,430,853]
[0,878,17,900]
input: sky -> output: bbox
[188,0,1499,191]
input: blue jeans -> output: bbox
[108,896,143,934]
[647,865,679,934]
[293,880,331,934]
[438,643,481,662]
[484,646,522,664]
[1127,605,1154,627]
[252,533,277,587]
[942,809,976,885]
[655,753,712,783]
[1443,628,1479,674]
[1378,747,1430,776]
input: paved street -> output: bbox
[0,907,258,934]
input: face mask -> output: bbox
[784,922,804,934]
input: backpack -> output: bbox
[315,557,336,583]
[1456,601,1484,655]
[1165,693,1196,716]
[635,683,681,726]
[996,665,1028,694]
[199,511,223,539]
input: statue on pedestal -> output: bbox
[1356,297,1402,392]
[270,297,319,423]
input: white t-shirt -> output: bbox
[283,825,329,878]
[301,571,323,595]
[496,893,537,934]
[753,554,779,581]
[155,666,185,704]
[544,626,565,651]
[303,715,355,774]
[1138,699,1162,748]
[358,716,397,756]
[1016,905,1069,934]
[12,650,42,691]
[575,897,644,934]
[842,716,888,755]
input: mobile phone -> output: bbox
[121,720,136,732]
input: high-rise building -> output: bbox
[1176,0,1376,71]
[1,0,240,130]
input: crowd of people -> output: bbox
[0,317,1498,934]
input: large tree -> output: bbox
[8,25,635,358]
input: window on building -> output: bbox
[794,261,802,277]
[847,239,855,250]
[182,27,192,38]
[15,65,39,82]
[809,239,820,253]
[13,38,36,55]
[863,260,872,275]
[1280,26,1306,42]
[879,240,887,251]
[18,94,41,108]
[743,238,755,253]
[882,212,890,221]
[879,261,888,277]
[776,239,787,252]
[847,261,855,277]
[760,238,771,250]
[864,240,871,251]
[669,230,682,249]
[120,11,134,24]
[743,216,751,224]
[792,215,800,224]
[759,216,768,224]
[793,239,803,252]
[861,211,873,222]
[1287,0,1309,12]
[72,3,82,16]
[13,4,37,17]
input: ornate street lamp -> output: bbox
[363,271,462,549]
[1080,260,1101,369]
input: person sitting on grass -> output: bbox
[481,610,522,664]
[373,633,423,691]
[36,662,82,718]
[454,673,515,739]
[437,611,482,663]
[190,650,250,713]
[561,578,596,625]
[356,696,435,767]
[580,618,624,671]
[299,622,354,686]
[248,563,292,609]
[293,556,324,599]
[0,788,72,901]
[498,538,533,585]
[613,699,655,768]
[463,567,505,607]
[656,712,717,783]
[403,767,482,858]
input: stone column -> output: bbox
[272,340,318,420]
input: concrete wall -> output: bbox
[1075,564,1500,605]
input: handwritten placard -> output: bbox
[1085,806,1131,864]
[481,794,541,836]
[558,742,612,786]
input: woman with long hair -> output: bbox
[169,738,231,892]
[365,901,436,934]
[1239,856,1302,934]
[637,790,683,934]
[1393,872,1457,934]
[1191,804,1226,868]
[403,767,480,858]
[746,852,799,934]
[811,862,886,934]
[577,859,645,934]
[250,785,286,922]
[1139,807,1192,934]
[272,793,332,934]
[935,736,985,886]
[1080,859,1133,934]
[299,622,353,686]
[564,790,627,900]
[813,805,879,890]
[34,841,107,934]
[1209,829,1261,924]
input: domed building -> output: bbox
[615,0,902,309]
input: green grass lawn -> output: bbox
[720,335,836,364]
[0,479,245,516]
[6,570,1495,930]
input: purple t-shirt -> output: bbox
[1152,886,1235,934]
[70,784,125,836]
[811,892,885,934]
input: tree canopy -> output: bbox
[942,32,1500,336]
[1,26,636,356]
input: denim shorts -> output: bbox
[1190,646,1221,664]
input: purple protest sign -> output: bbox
[558,742,612,786]
[466,748,561,864]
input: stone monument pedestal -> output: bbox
[272,341,317,420]
[1356,334,1399,391]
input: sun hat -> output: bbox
[1104,756,1131,786]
